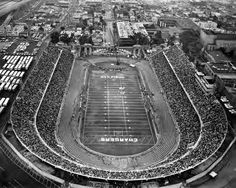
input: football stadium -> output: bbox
[4,43,231,188]
[0,0,236,187]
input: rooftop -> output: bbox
[203,29,236,39]
[217,33,236,40]
[218,73,236,80]
[208,51,230,63]
[208,60,236,78]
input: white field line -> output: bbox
[106,76,111,135]
[119,77,128,136]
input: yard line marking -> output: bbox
[106,75,110,135]
[119,75,128,136]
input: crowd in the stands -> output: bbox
[11,45,227,181]
[159,44,227,164]
[150,47,227,167]
[151,51,201,164]
[36,49,75,160]
[12,46,60,141]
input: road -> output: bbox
[104,21,115,45]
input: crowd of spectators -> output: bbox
[151,51,201,164]
[11,46,67,166]
[12,46,60,142]
[164,45,227,127]
[36,49,76,161]
[10,45,228,182]
[149,45,227,169]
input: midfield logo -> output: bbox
[81,136,155,145]
[100,137,138,143]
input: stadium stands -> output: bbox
[36,50,76,160]
[10,45,228,182]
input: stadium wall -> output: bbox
[2,129,235,188]
[1,132,64,185]
[186,137,236,185]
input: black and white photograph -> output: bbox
[0,0,235,187]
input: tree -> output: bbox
[82,19,88,27]
[70,33,75,43]
[79,35,87,45]
[188,41,203,59]
[88,35,94,45]
[23,25,28,31]
[167,35,176,46]
[50,31,60,44]
[38,26,44,33]
[179,30,203,61]
[151,31,164,46]
[99,16,103,23]
[123,10,129,17]
[136,14,141,20]
[88,25,94,34]
[130,32,150,45]
[79,34,93,45]
[51,23,56,28]
[60,33,71,45]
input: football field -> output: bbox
[81,66,157,156]
[57,58,179,169]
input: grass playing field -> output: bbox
[81,65,157,156]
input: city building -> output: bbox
[204,61,236,106]
[200,29,236,54]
